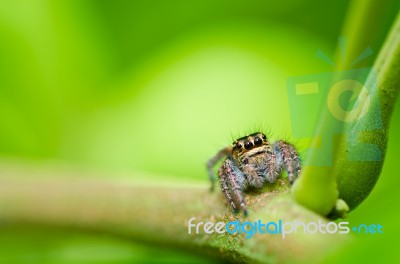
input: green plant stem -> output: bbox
[0,163,346,264]
[336,0,390,69]
[334,12,400,209]
[293,9,400,215]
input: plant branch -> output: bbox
[0,163,346,264]
[293,10,400,215]
[334,11,400,209]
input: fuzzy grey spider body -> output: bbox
[207,132,301,216]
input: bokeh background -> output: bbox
[0,0,399,263]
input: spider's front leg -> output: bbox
[242,162,263,188]
[265,150,280,184]
[274,140,301,184]
[218,159,248,215]
[206,147,232,192]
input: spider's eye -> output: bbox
[235,142,242,149]
[244,141,253,150]
[254,137,262,146]
[261,134,267,140]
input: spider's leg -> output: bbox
[288,144,301,176]
[274,140,301,184]
[242,163,263,188]
[207,147,232,192]
[223,159,248,215]
[218,166,238,213]
[266,150,280,184]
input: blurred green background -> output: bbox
[0,0,399,263]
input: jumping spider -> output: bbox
[207,132,301,216]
